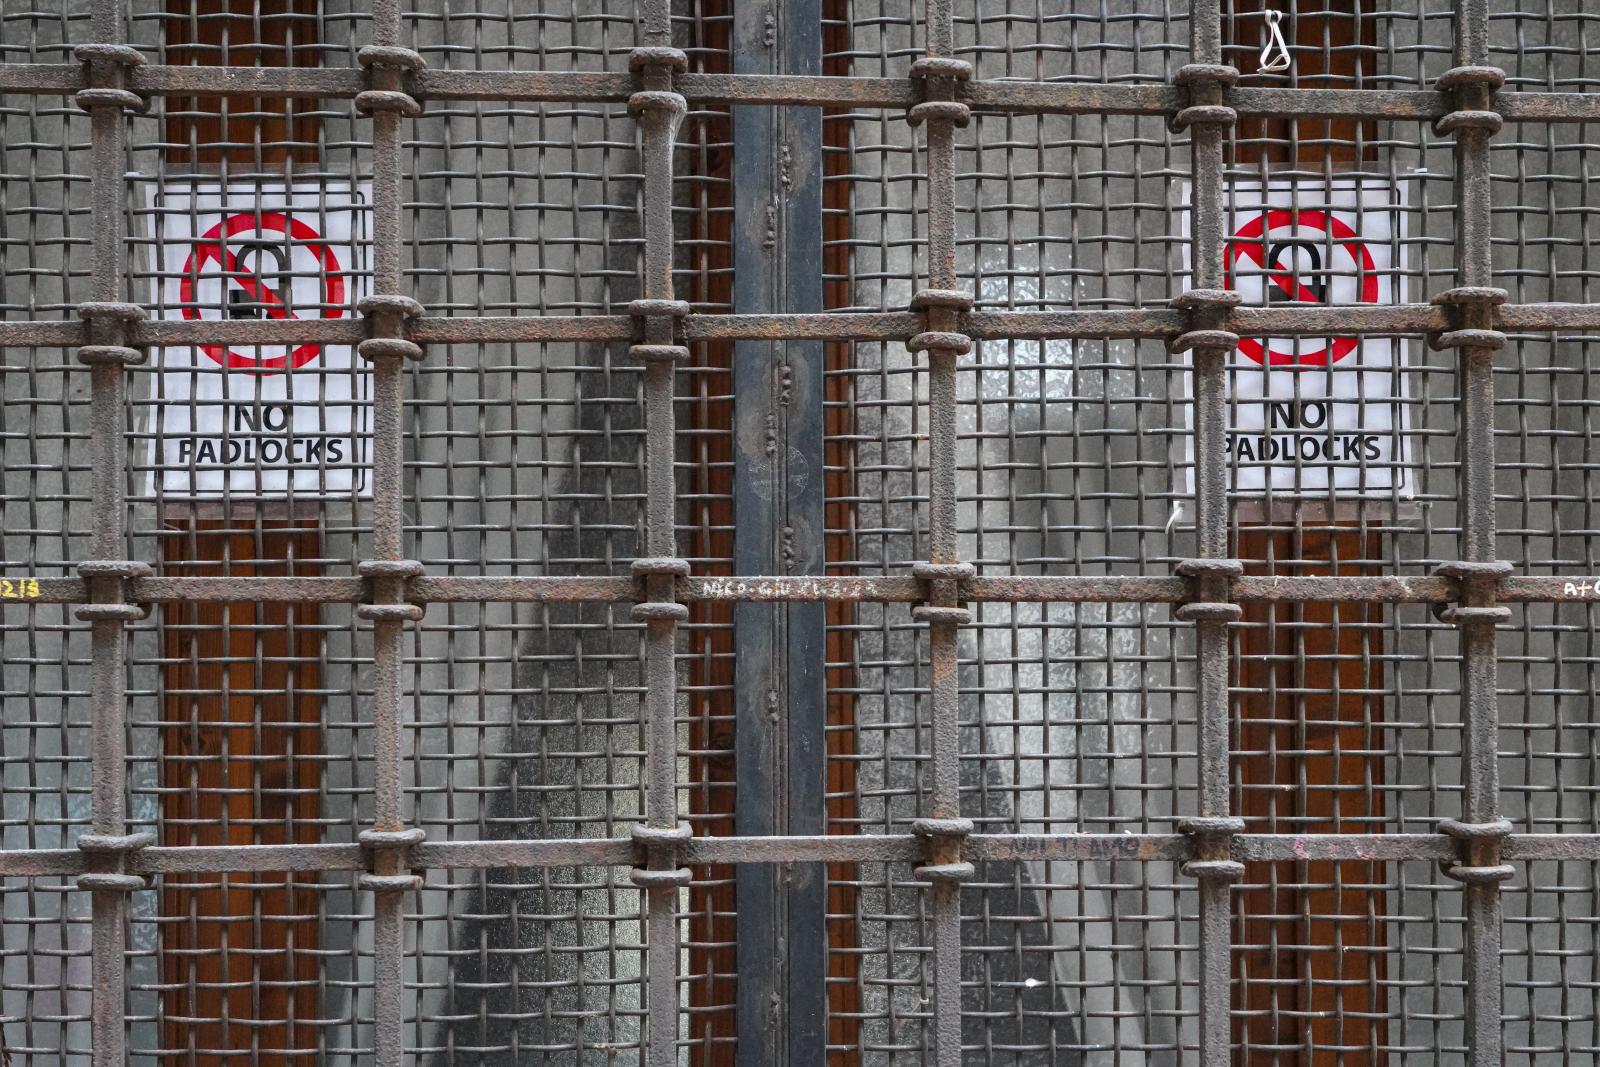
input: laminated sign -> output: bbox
[146,183,371,498]
[1181,180,1412,499]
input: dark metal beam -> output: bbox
[732,1,826,1063]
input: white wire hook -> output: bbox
[1260,8,1292,74]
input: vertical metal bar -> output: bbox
[629,8,691,1065]
[1437,4,1512,1063]
[907,4,976,1063]
[731,0,826,1062]
[72,5,149,1067]
[353,7,427,1067]
[1172,7,1245,1067]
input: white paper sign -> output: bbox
[145,182,371,498]
[1182,179,1412,499]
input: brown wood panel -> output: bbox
[159,521,322,1067]
[163,0,320,171]
[684,4,739,1060]
[821,0,863,1059]
[159,4,324,1063]
[1229,3,1387,1065]
[1233,527,1388,1067]
[1229,0,1376,166]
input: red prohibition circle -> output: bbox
[1224,208,1378,368]
[178,211,345,372]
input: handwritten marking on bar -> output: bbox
[0,578,42,600]
[1564,580,1600,597]
[697,576,830,600]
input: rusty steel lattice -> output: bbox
[4,0,1600,1064]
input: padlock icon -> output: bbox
[1264,240,1327,304]
[228,239,291,319]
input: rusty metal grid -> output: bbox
[1,0,1600,1064]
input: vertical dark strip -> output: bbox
[731,0,827,1063]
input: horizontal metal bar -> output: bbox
[9,304,1600,352]
[1231,575,1454,603]
[1227,86,1444,120]
[136,576,366,602]
[965,81,1179,115]
[13,573,1600,607]
[684,311,920,341]
[415,69,636,103]
[0,63,83,94]
[2,833,1597,878]
[966,309,1183,340]
[3,62,1597,124]
[133,64,366,97]
[411,575,636,602]
[1229,305,1447,336]
[1235,834,1454,862]
[1497,92,1600,124]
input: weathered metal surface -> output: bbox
[21,570,1600,612]
[0,2,1595,1063]
[11,301,1600,352]
[22,571,1600,608]
[8,54,1600,128]
[9,830,1600,876]
[731,4,828,1062]
[1176,17,1241,1067]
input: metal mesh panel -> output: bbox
[3,0,1600,1064]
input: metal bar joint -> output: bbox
[1428,286,1506,353]
[74,43,146,115]
[1438,817,1515,887]
[1435,64,1505,135]
[907,56,972,128]
[1169,64,1238,133]
[357,559,426,624]
[356,45,425,118]
[1174,558,1243,623]
[912,816,974,883]
[1177,815,1246,883]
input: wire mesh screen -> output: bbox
[3,0,1600,1064]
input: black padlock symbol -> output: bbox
[1265,240,1327,304]
[228,240,290,319]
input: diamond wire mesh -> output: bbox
[2,0,1600,1064]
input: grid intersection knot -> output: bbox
[359,827,426,893]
